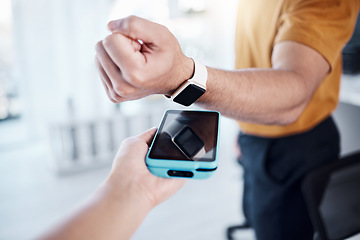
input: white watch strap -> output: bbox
[164,59,208,100]
[190,59,207,88]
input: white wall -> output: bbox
[12,0,115,139]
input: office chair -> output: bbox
[302,151,360,240]
[226,221,250,240]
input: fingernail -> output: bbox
[108,20,118,31]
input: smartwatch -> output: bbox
[166,59,207,107]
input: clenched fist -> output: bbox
[95,15,194,103]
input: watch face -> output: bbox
[173,84,206,106]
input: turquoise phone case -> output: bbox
[146,110,220,179]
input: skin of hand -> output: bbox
[107,128,186,207]
[96,16,330,126]
[38,128,186,240]
[95,15,194,103]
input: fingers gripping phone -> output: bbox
[146,110,220,179]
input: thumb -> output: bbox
[136,128,158,146]
[108,15,164,44]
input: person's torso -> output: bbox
[235,0,358,137]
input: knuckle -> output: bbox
[113,84,135,97]
[113,84,124,96]
[109,97,118,103]
[127,15,138,27]
[94,56,100,66]
[128,15,137,21]
[95,41,104,53]
[112,95,123,103]
[121,15,139,36]
[159,24,168,33]
[128,71,144,87]
[109,91,119,100]
[102,34,116,49]
[103,60,117,74]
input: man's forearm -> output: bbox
[196,41,331,125]
[198,67,312,125]
[97,18,330,123]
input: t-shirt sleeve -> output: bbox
[275,0,360,69]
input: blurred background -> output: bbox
[0,0,238,169]
[0,0,359,239]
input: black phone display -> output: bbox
[148,110,219,162]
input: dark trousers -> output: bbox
[238,116,340,240]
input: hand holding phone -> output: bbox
[146,110,220,179]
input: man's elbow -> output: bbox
[276,105,306,126]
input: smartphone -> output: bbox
[146,110,220,179]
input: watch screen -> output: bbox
[148,110,219,161]
[173,84,206,106]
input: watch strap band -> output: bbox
[165,59,207,103]
[190,59,207,88]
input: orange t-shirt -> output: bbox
[235,0,360,137]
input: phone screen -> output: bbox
[148,110,219,161]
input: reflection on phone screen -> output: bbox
[148,110,219,161]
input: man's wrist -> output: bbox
[183,56,195,81]
[166,57,207,106]
[167,56,194,96]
